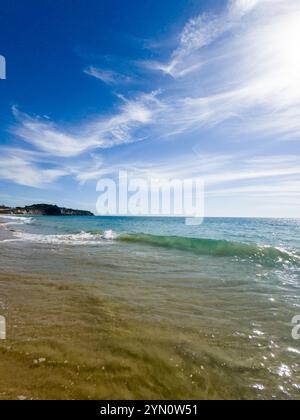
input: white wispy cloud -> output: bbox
[0,148,68,188]
[12,93,156,157]
[147,0,300,140]
[208,180,300,197]
[95,153,300,197]
[150,0,259,78]
[84,66,132,85]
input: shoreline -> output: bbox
[0,220,15,242]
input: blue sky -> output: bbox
[1,0,300,217]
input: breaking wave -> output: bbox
[3,225,300,267]
[9,230,117,245]
[118,233,300,267]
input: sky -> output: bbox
[0,0,300,217]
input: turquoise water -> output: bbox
[1,216,300,399]
[11,215,300,248]
[9,215,300,247]
[10,216,300,267]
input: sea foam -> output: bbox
[0,215,33,225]
[10,230,118,245]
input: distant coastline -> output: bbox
[0,204,94,216]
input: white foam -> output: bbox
[9,230,118,246]
[103,229,118,240]
[0,215,33,225]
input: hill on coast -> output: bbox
[0,204,94,216]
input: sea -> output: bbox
[0,215,300,399]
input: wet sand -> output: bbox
[0,272,247,400]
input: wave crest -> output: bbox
[119,233,300,267]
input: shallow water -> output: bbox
[0,216,300,399]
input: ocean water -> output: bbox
[0,215,300,399]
